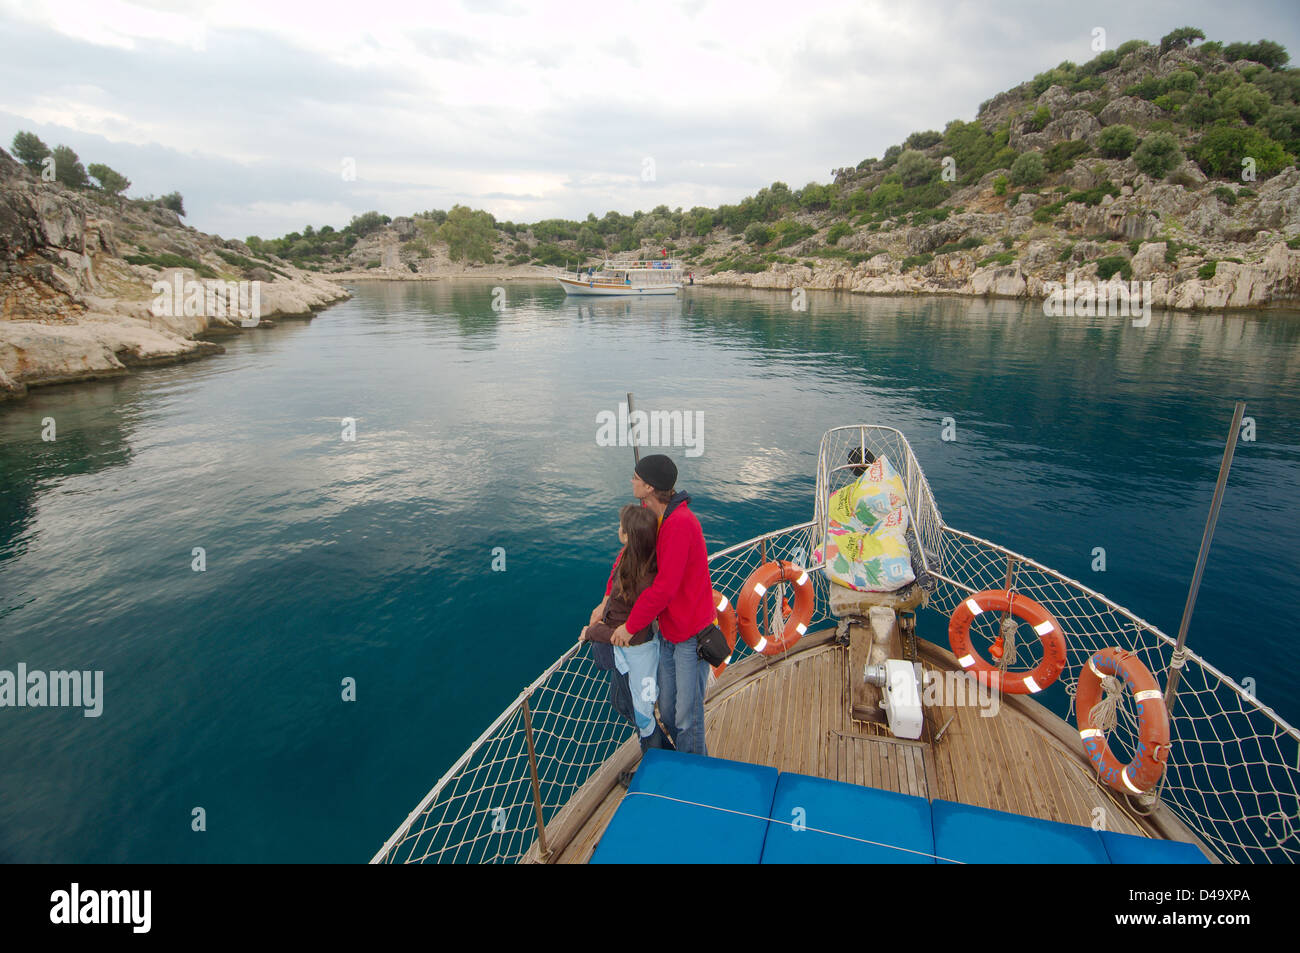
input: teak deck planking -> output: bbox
[528,628,1184,863]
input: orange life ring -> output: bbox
[1076,648,1170,795]
[947,590,1066,694]
[737,561,815,656]
[711,589,738,677]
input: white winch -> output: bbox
[864,659,924,740]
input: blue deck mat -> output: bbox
[1100,830,1210,864]
[590,752,1210,864]
[932,799,1112,864]
[589,749,778,864]
[762,771,936,863]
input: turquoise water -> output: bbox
[1,281,1297,862]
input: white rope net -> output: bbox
[373,426,1299,864]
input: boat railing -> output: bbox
[370,521,825,864]
[924,525,1300,864]
[373,431,1300,864]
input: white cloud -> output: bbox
[3,0,1298,237]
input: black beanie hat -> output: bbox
[635,454,677,492]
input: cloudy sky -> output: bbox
[2,0,1297,241]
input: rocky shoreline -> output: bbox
[0,148,350,402]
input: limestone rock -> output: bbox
[1098,96,1167,127]
[1037,84,1072,113]
[0,145,349,402]
[969,262,1027,297]
[1042,110,1103,146]
[1131,242,1169,279]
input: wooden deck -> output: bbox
[528,626,1207,863]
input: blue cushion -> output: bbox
[931,799,1110,864]
[761,771,936,863]
[1100,830,1210,864]
[590,749,778,864]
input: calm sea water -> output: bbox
[1,281,1297,862]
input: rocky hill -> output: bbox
[272,34,1300,310]
[0,148,349,402]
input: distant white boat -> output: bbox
[557,259,683,296]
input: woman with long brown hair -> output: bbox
[582,504,667,750]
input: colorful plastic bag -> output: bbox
[815,455,915,592]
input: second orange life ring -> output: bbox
[737,561,815,656]
[948,590,1067,694]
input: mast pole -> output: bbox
[1163,401,1246,717]
[627,392,640,464]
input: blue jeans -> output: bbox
[613,640,660,739]
[656,628,709,755]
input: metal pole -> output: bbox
[521,697,551,861]
[626,391,640,464]
[1164,402,1246,716]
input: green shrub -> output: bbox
[1216,84,1273,123]
[744,222,772,246]
[1095,256,1133,280]
[826,222,852,245]
[530,243,570,266]
[905,130,943,150]
[1128,239,1142,255]
[869,181,904,212]
[1009,151,1046,186]
[896,149,938,187]
[771,220,816,248]
[214,249,287,277]
[1080,49,1120,75]
[909,206,950,225]
[933,236,984,255]
[979,251,1017,267]
[901,253,933,270]
[1163,239,1200,263]
[1029,106,1052,131]
[1211,185,1238,205]
[1288,235,1300,249]
[1222,40,1289,70]
[1031,181,1121,222]
[798,182,834,209]
[124,252,217,278]
[1045,139,1091,172]
[1133,133,1183,177]
[1198,260,1218,279]
[1160,27,1205,54]
[993,175,1009,195]
[1097,124,1139,158]
[1057,243,1075,262]
[1194,124,1292,179]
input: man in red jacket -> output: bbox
[611,454,715,755]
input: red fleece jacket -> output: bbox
[624,495,715,642]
